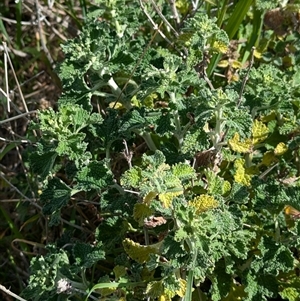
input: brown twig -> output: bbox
[34,0,54,67]
[139,0,186,58]
[0,109,37,125]
[0,171,41,208]
[149,0,179,37]
[2,42,29,113]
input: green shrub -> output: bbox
[24,1,300,300]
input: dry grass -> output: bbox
[0,0,87,298]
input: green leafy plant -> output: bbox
[24,1,300,300]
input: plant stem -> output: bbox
[138,131,158,151]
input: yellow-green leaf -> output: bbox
[176,279,187,297]
[233,159,251,186]
[158,191,183,208]
[159,294,172,301]
[228,133,252,153]
[146,281,164,299]
[98,286,116,297]
[122,239,162,264]
[113,265,126,280]
[143,191,157,205]
[261,151,277,166]
[189,194,219,214]
[223,282,246,300]
[252,120,269,144]
[213,41,228,53]
[218,60,229,68]
[222,181,231,195]
[133,203,154,226]
[261,111,276,122]
[274,142,288,156]
[231,60,243,69]
[254,49,262,59]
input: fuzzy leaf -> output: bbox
[41,178,72,215]
[279,274,300,301]
[122,238,162,264]
[75,160,114,191]
[146,281,164,299]
[253,236,294,275]
[274,142,288,156]
[228,133,252,153]
[252,120,269,144]
[171,163,196,181]
[227,182,249,204]
[211,263,232,301]
[113,265,127,280]
[261,150,278,166]
[244,272,278,301]
[205,170,231,195]
[189,194,219,214]
[121,166,142,188]
[73,242,105,268]
[158,191,183,208]
[133,203,154,226]
[21,247,72,300]
[233,159,252,186]
[30,150,57,180]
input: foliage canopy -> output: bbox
[24,0,300,300]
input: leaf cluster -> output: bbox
[25,1,300,301]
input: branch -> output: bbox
[149,0,179,37]
[168,0,180,26]
[0,284,28,301]
[139,0,186,58]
